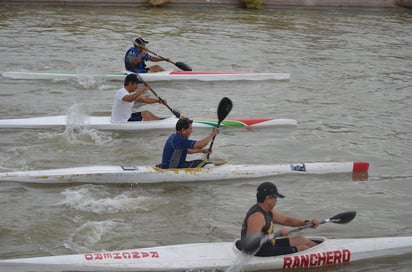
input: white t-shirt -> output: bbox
[111,87,134,122]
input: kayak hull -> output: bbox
[0,116,297,131]
[1,236,411,271]
[1,70,290,82]
[0,162,369,184]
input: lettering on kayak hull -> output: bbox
[84,251,159,261]
[283,249,351,268]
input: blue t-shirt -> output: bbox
[124,47,151,73]
[161,133,196,168]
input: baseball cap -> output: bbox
[133,37,149,47]
[257,182,285,198]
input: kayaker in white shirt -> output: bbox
[111,74,166,122]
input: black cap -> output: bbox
[124,74,143,85]
[133,37,149,47]
[257,182,285,199]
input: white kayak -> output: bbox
[1,70,290,82]
[0,161,369,184]
[0,115,297,131]
[1,235,411,271]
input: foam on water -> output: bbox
[63,219,128,252]
[59,185,155,214]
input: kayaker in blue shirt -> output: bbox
[160,118,218,169]
[124,37,170,73]
[240,182,320,256]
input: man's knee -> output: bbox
[148,65,164,72]
[141,110,159,121]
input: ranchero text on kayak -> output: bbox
[283,249,351,268]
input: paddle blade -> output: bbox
[175,61,192,71]
[239,233,265,254]
[330,211,357,224]
[217,97,233,124]
[206,97,232,160]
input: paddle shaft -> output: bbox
[206,122,222,160]
[280,218,329,236]
[262,223,315,244]
[146,48,173,63]
[275,211,356,237]
[144,48,192,71]
[134,74,181,118]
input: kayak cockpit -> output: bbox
[152,161,231,172]
[232,236,327,256]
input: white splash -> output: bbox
[62,103,112,146]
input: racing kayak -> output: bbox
[0,115,297,131]
[1,235,411,271]
[1,70,290,82]
[0,161,369,184]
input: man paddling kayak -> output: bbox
[160,118,218,169]
[124,37,170,73]
[111,74,165,122]
[240,182,320,256]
